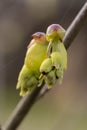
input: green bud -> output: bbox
[56,68,63,84]
[46,24,65,41]
[51,52,62,69]
[45,70,56,88]
[40,58,53,74]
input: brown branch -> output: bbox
[63,2,87,49]
[2,86,43,130]
[1,2,87,130]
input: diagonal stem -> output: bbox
[2,86,43,130]
[1,2,87,130]
[63,2,87,49]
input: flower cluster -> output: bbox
[16,24,67,96]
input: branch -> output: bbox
[2,2,87,130]
[2,86,43,130]
[63,2,87,49]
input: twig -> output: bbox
[2,86,43,130]
[37,86,50,100]
[63,2,87,49]
[1,2,87,130]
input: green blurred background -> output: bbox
[0,0,87,130]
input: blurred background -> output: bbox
[0,0,87,130]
